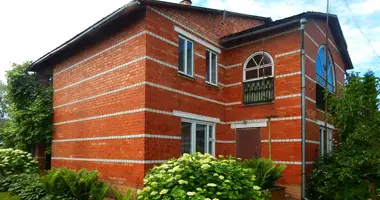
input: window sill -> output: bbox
[178,72,195,81]
[243,101,274,107]
[206,82,219,88]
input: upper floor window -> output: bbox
[243,52,273,82]
[243,52,274,105]
[206,50,218,85]
[316,45,335,92]
[316,46,335,109]
[178,36,194,77]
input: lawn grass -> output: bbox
[0,192,19,200]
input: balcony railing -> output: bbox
[243,77,274,105]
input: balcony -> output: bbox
[243,77,274,105]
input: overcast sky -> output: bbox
[0,0,379,83]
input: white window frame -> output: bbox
[320,126,333,155]
[181,118,215,155]
[243,52,274,82]
[178,36,194,77]
[206,50,218,86]
[316,45,336,92]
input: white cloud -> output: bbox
[0,0,379,84]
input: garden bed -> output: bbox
[268,186,286,200]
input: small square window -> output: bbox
[206,50,218,85]
[178,36,194,77]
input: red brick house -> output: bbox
[30,0,353,199]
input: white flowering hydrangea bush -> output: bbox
[0,148,39,177]
[137,153,265,200]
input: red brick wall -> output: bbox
[50,4,348,200]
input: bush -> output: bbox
[0,173,46,200]
[41,168,108,200]
[241,158,286,189]
[0,148,39,177]
[307,154,374,200]
[137,153,264,200]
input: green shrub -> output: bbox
[0,173,46,200]
[0,148,39,177]
[307,154,374,200]
[241,158,286,189]
[137,153,264,200]
[41,168,107,200]
[112,187,135,200]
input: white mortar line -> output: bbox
[215,140,235,144]
[306,96,316,103]
[306,54,316,63]
[55,56,146,92]
[54,31,147,76]
[52,157,166,164]
[148,6,222,48]
[305,75,316,83]
[310,20,339,51]
[54,82,145,109]
[276,93,301,99]
[337,80,344,86]
[275,49,301,58]
[195,74,205,79]
[227,28,300,50]
[305,32,319,47]
[52,134,182,142]
[275,71,301,78]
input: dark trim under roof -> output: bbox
[29,0,270,72]
[221,12,353,70]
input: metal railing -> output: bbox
[243,77,274,105]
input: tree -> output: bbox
[0,62,53,151]
[307,72,380,199]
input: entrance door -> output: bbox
[236,128,261,159]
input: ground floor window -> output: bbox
[319,126,333,155]
[181,119,215,155]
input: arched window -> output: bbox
[243,52,274,105]
[316,46,335,92]
[243,52,274,82]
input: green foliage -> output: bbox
[0,173,46,200]
[0,62,53,151]
[112,188,134,200]
[90,181,109,200]
[241,158,286,189]
[0,148,39,177]
[307,72,380,199]
[41,168,106,200]
[138,153,264,200]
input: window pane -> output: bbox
[211,53,217,84]
[178,38,185,73]
[263,55,271,65]
[206,51,210,82]
[186,41,193,75]
[246,69,258,80]
[264,67,272,76]
[259,68,264,77]
[253,55,264,66]
[196,124,206,153]
[246,59,256,69]
[208,126,214,154]
[181,122,192,154]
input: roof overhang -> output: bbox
[29,0,270,72]
[220,12,353,70]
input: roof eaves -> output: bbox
[29,0,142,71]
[140,0,271,22]
[221,12,353,70]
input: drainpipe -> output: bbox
[300,18,308,200]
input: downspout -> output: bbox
[300,18,308,200]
